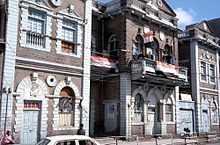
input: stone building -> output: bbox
[178,20,220,133]
[0,0,92,144]
[90,0,187,136]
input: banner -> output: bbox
[155,61,179,77]
[144,31,153,43]
[91,56,117,73]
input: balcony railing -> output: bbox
[178,31,190,38]
[26,31,45,48]
[131,58,188,82]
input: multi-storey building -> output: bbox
[90,0,187,136]
[179,20,220,133]
[0,0,92,144]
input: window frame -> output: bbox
[200,61,207,82]
[165,104,173,122]
[19,1,53,52]
[211,101,219,125]
[134,93,144,123]
[61,20,78,54]
[58,96,75,127]
[133,35,143,58]
[107,34,119,60]
[56,10,83,58]
[165,97,175,124]
[209,64,216,84]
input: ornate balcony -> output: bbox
[131,58,188,86]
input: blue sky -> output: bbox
[100,0,220,30]
[166,0,220,30]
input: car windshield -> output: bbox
[36,139,51,145]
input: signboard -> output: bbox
[180,94,192,101]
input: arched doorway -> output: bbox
[146,87,163,135]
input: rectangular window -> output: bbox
[201,62,206,81]
[61,20,77,54]
[210,64,215,83]
[166,104,172,122]
[26,9,45,47]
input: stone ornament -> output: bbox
[143,83,149,92]
[50,0,63,7]
[203,23,207,30]
[159,31,165,41]
[46,75,58,87]
[158,0,163,7]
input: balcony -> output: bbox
[26,31,45,48]
[131,58,188,86]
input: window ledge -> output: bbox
[166,121,175,125]
[54,127,77,131]
[131,122,144,126]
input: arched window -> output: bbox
[212,102,218,124]
[134,93,144,122]
[107,34,118,60]
[58,87,75,127]
[162,44,171,63]
[145,37,159,61]
[133,35,143,58]
[166,98,173,122]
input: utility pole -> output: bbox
[3,86,12,135]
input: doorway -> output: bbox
[21,101,41,144]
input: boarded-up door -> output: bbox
[179,109,194,134]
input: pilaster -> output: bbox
[82,0,92,136]
[120,73,131,136]
[190,40,201,132]
[0,0,19,133]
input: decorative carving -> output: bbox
[160,85,167,95]
[46,75,57,87]
[65,76,71,85]
[143,83,149,92]
[50,0,63,7]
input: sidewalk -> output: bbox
[96,136,220,145]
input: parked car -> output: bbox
[36,135,100,145]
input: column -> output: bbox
[120,73,131,136]
[82,0,92,136]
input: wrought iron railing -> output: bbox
[26,31,45,48]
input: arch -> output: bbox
[133,35,144,58]
[107,34,117,51]
[132,87,147,101]
[147,87,163,102]
[53,79,81,130]
[54,80,80,97]
[164,90,175,105]
[211,98,219,124]
[16,76,49,97]
[107,34,118,59]
[201,94,209,110]
[14,75,49,141]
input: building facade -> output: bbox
[90,0,187,136]
[179,20,220,133]
[0,0,92,144]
